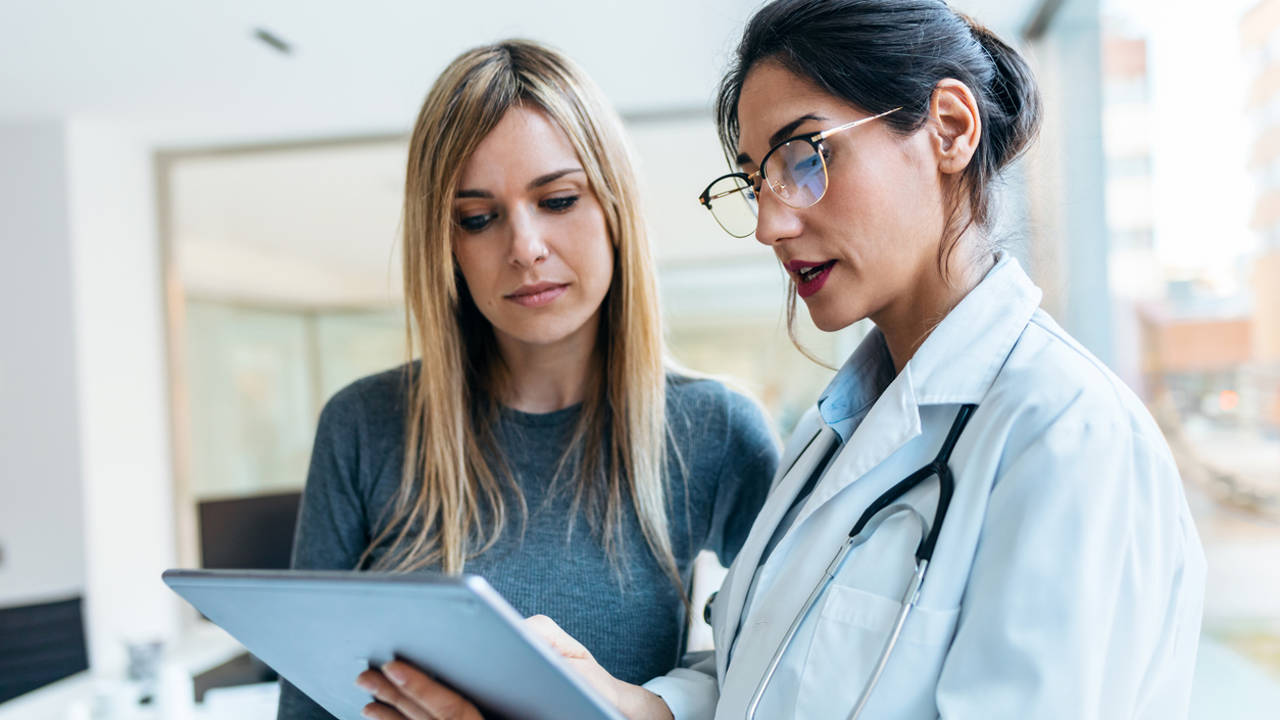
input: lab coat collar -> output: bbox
[714,417,838,681]
[816,330,895,443]
[790,252,1040,521]
[906,251,1042,407]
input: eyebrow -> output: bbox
[735,114,828,166]
[455,167,584,199]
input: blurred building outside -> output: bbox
[1091,0,1280,690]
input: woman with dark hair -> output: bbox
[358,2,1205,718]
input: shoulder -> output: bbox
[984,309,1173,475]
[973,312,1200,582]
[663,374,780,547]
[318,363,414,438]
[664,372,730,412]
[307,364,414,505]
[665,371,776,443]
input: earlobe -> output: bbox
[930,79,982,175]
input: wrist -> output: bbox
[612,680,673,720]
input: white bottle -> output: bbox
[155,664,194,720]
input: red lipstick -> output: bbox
[785,260,836,299]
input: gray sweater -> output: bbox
[277,367,779,719]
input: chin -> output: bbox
[802,298,858,334]
[504,328,569,347]
[811,316,852,333]
[496,317,585,348]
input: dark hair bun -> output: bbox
[960,13,1043,171]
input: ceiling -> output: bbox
[1,0,1041,147]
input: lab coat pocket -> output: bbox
[795,583,959,719]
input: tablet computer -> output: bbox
[162,569,625,720]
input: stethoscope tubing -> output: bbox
[744,503,927,720]
[743,404,978,720]
[848,559,928,719]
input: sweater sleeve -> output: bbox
[277,388,372,720]
[290,388,372,571]
[646,391,780,720]
[704,387,780,568]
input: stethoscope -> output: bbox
[744,403,978,720]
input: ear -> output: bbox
[928,79,982,175]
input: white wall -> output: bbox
[0,121,87,607]
[0,118,182,672]
[66,120,181,674]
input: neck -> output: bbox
[492,316,599,414]
[873,236,994,374]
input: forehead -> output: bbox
[458,105,582,189]
[736,61,852,157]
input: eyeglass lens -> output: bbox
[766,140,826,208]
[704,175,759,238]
[705,140,827,237]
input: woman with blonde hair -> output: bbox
[276,39,779,719]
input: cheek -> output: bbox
[565,209,614,296]
[882,139,946,232]
[452,243,499,305]
[824,150,940,253]
[815,172,898,254]
[585,235,614,294]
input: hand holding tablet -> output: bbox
[162,569,627,720]
[356,660,485,720]
[353,617,673,720]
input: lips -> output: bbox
[785,259,836,298]
[505,281,569,308]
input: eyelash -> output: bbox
[457,195,580,234]
[542,195,578,212]
[458,213,496,233]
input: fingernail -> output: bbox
[355,676,375,693]
[383,663,407,686]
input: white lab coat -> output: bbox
[645,254,1206,719]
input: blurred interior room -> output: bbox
[1,0,1277,717]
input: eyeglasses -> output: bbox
[697,107,901,238]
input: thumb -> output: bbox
[524,614,593,661]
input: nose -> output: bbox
[753,184,803,248]
[507,206,550,267]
